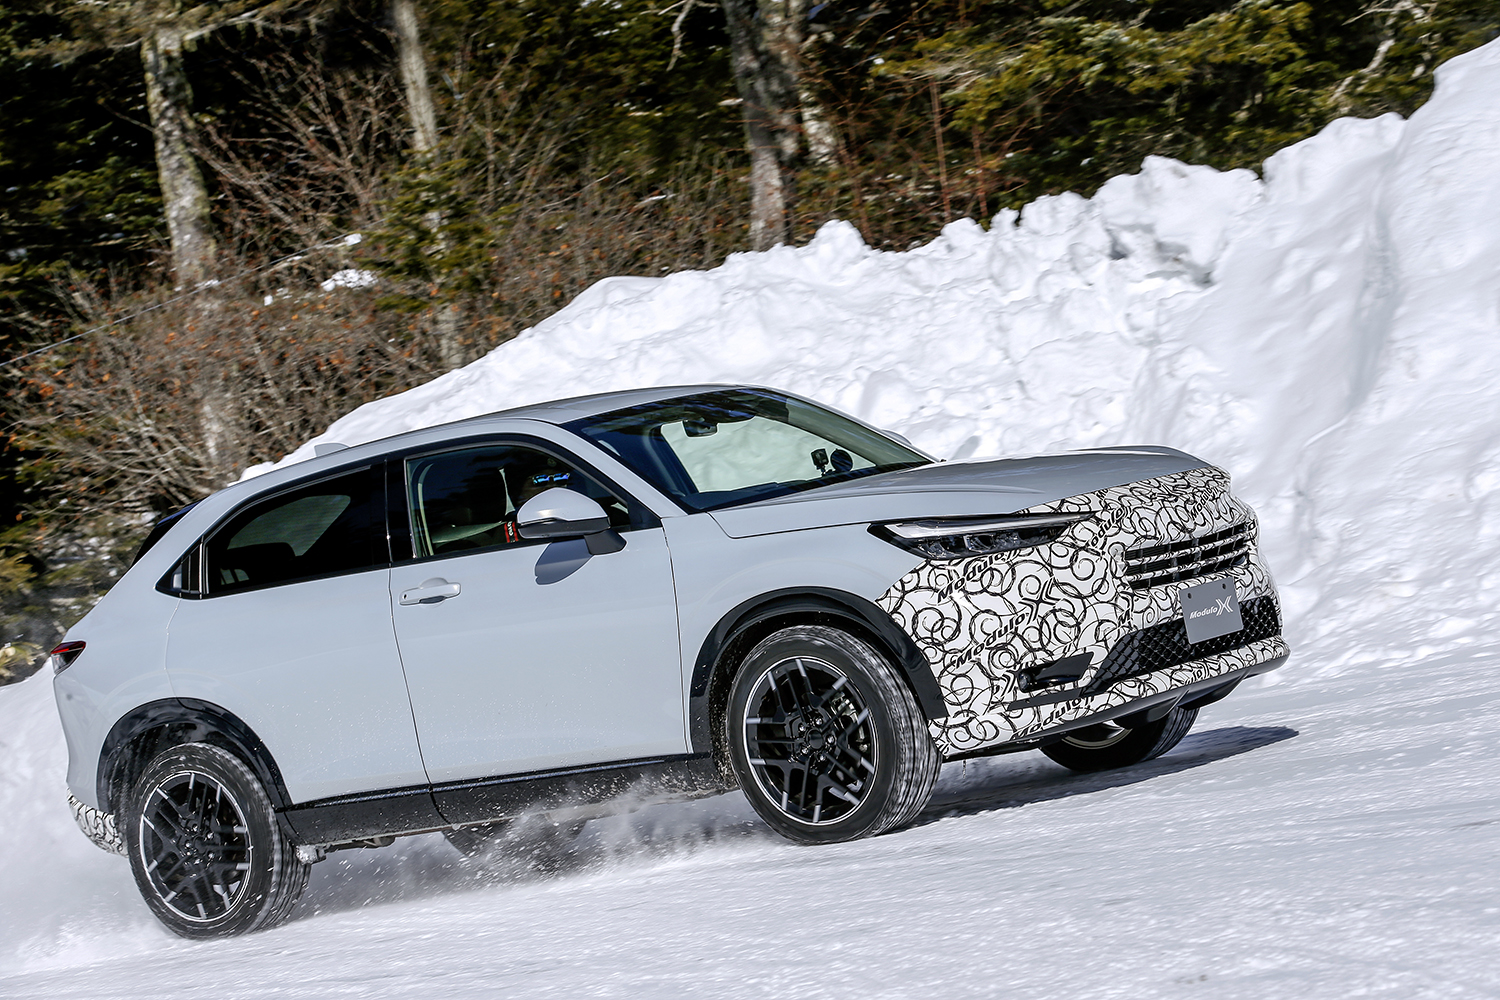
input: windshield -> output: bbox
[565,388,929,512]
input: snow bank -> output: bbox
[261,40,1500,669]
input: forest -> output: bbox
[2,0,1498,677]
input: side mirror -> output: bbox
[516,488,610,538]
[516,488,626,554]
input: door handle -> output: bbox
[399,578,462,605]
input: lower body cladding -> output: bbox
[878,466,1290,758]
[278,755,724,849]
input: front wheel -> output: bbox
[726,626,942,845]
[123,742,309,938]
[1039,705,1198,773]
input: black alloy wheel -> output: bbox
[727,626,941,845]
[741,655,876,826]
[137,768,253,922]
[1039,705,1199,773]
[124,743,309,938]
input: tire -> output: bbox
[726,625,942,845]
[123,742,310,938]
[1039,705,1198,773]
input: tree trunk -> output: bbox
[722,0,803,250]
[140,24,216,286]
[764,0,839,166]
[141,24,236,476]
[392,0,440,156]
[800,91,838,166]
[391,0,462,369]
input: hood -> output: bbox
[707,446,1210,538]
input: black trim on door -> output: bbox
[281,784,446,844]
[432,753,721,827]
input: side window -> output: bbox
[205,466,387,593]
[406,444,630,558]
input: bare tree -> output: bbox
[53,1,327,285]
[721,0,804,249]
[392,0,440,156]
[196,55,400,251]
[138,21,216,286]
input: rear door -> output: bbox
[387,439,686,811]
[165,464,429,805]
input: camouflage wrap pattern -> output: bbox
[70,793,125,856]
[877,466,1288,757]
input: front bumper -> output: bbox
[877,465,1289,757]
[948,650,1289,760]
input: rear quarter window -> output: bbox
[203,466,387,593]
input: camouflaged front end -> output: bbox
[877,465,1288,757]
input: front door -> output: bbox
[388,441,687,806]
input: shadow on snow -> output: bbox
[917,725,1300,826]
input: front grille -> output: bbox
[1086,594,1281,693]
[1124,522,1251,590]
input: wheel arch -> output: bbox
[688,587,947,778]
[97,699,293,816]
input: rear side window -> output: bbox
[204,466,387,593]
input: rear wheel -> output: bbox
[123,743,309,938]
[726,626,941,845]
[1040,705,1198,773]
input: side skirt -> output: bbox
[282,753,725,848]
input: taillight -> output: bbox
[49,641,86,675]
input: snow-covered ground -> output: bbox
[4,37,1500,1000]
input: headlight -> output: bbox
[871,512,1091,561]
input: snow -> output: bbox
[6,37,1500,999]
[320,268,378,291]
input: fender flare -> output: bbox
[687,587,948,757]
[97,699,293,814]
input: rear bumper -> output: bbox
[69,793,125,856]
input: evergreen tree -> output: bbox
[879,0,1500,206]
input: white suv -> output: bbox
[52,385,1288,937]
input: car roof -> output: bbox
[174,386,739,541]
[441,383,739,427]
[229,383,841,510]
[249,384,748,485]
